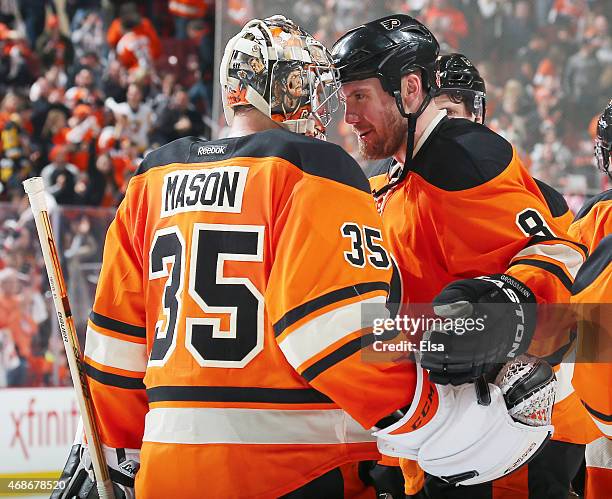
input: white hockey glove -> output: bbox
[374,355,555,486]
[50,440,139,499]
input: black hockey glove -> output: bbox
[51,443,136,499]
[419,274,537,386]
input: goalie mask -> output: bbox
[220,15,340,139]
[594,99,612,178]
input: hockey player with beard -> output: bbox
[333,14,588,499]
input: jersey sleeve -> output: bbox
[500,193,587,360]
[492,157,588,305]
[266,166,415,430]
[83,190,148,450]
[506,233,587,304]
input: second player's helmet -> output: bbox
[437,53,487,123]
[331,14,439,99]
[595,100,612,178]
[220,15,339,138]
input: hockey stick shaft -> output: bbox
[23,178,115,499]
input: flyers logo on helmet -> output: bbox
[381,19,401,30]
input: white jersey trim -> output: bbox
[592,417,612,438]
[277,296,386,369]
[143,407,375,445]
[585,436,612,468]
[85,326,147,373]
[554,348,575,403]
[513,243,583,279]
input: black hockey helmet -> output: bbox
[438,53,485,94]
[331,15,439,97]
[595,99,612,178]
[437,53,487,123]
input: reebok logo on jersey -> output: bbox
[161,166,248,217]
[198,144,227,155]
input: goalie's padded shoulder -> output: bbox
[136,130,370,194]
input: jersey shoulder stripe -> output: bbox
[583,401,612,423]
[510,258,573,291]
[136,130,371,193]
[527,235,589,257]
[574,189,612,222]
[301,333,375,381]
[273,281,390,337]
[573,235,612,295]
[534,178,570,218]
[414,118,514,191]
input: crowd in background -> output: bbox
[228,0,611,207]
[0,0,610,387]
[0,0,214,387]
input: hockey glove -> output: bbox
[50,443,138,499]
[419,274,536,385]
[375,356,555,486]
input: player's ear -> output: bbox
[400,73,422,113]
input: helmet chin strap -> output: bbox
[372,87,435,198]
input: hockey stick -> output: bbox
[23,178,115,499]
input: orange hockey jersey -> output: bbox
[569,190,612,438]
[83,129,420,498]
[370,143,597,444]
[369,115,586,311]
[369,115,591,454]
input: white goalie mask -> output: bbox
[220,15,340,139]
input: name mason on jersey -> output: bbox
[161,166,248,217]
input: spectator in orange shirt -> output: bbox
[112,137,141,193]
[423,0,468,50]
[169,0,207,40]
[107,3,161,73]
[0,268,37,386]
